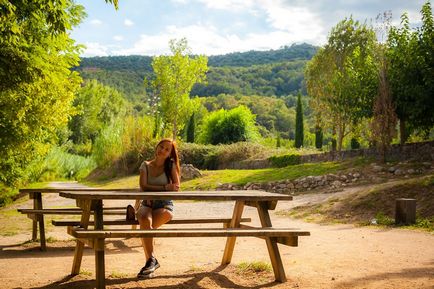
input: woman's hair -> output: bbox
[156,138,180,183]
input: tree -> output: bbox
[186,113,196,143]
[69,80,128,145]
[148,38,208,139]
[315,126,323,149]
[199,106,259,145]
[387,2,434,143]
[305,17,379,151]
[0,0,87,185]
[295,93,304,148]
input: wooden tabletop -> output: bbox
[19,188,140,193]
[59,190,293,201]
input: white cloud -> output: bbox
[113,35,124,41]
[124,19,134,27]
[260,0,325,44]
[113,23,322,56]
[82,42,110,57]
[197,0,255,11]
[90,19,103,26]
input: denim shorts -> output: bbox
[141,199,174,212]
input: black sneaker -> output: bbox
[137,257,160,278]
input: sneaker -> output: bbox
[137,257,160,278]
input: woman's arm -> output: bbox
[165,165,180,191]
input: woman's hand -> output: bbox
[165,183,180,191]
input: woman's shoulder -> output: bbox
[139,160,151,171]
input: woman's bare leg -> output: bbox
[152,208,173,228]
[136,206,153,259]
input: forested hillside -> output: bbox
[76,43,317,103]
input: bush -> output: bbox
[198,106,259,145]
[268,153,301,167]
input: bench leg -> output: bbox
[72,200,92,275]
[257,201,286,282]
[94,200,106,289]
[34,192,46,251]
[221,201,245,265]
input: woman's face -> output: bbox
[156,141,172,159]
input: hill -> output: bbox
[76,43,318,103]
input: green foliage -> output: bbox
[387,2,434,141]
[25,147,96,182]
[201,94,296,138]
[199,106,260,145]
[92,115,155,171]
[69,80,128,145]
[0,0,85,186]
[77,44,317,101]
[148,38,208,138]
[268,154,301,167]
[350,138,361,150]
[305,17,379,151]
[295,93,304,148]
[374,211,394,226]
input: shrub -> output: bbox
[268,153,301,167]
[198,106,259,145]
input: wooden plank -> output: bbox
[239,224,306,247]
[257,201,286,282]
[31,192,39,241]
[21,210,125,216]
[71,200,91,275]
[221,201,245,265]
[68,227,310,239]
[59,190,293,202]
[19,188,140,193]
[52,217,252,227]
[34,193,46,251]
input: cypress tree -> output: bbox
[186,113,195,143]
[295,93,304,148]
[315,125,323,149]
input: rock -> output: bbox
[394,169,404,175]
[388,167,397,173]
[372,165,384,172]
[353,172,361,178]
[181,164,202,180]
[331,180,342,188]
[407,168,415,174]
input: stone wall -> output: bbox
[221,141,434,170]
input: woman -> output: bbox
[134,138,180,278]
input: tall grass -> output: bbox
[26,146,96,182]
[92,115,156,172]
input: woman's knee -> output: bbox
[136,206,152,228]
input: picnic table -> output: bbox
[59,189,310,289]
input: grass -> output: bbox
[85,161,346,190]
[236,261,272,273]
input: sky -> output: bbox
[71,0,429,57]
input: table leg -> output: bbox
[257,201,286,282]
[30,192,37,241]
[221,201,245,265]
[34,192,46,251]
[93,200,106,289]
[71,200,91,275]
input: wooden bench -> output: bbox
[67,226,310,250]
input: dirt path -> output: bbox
[1,183,433,289]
